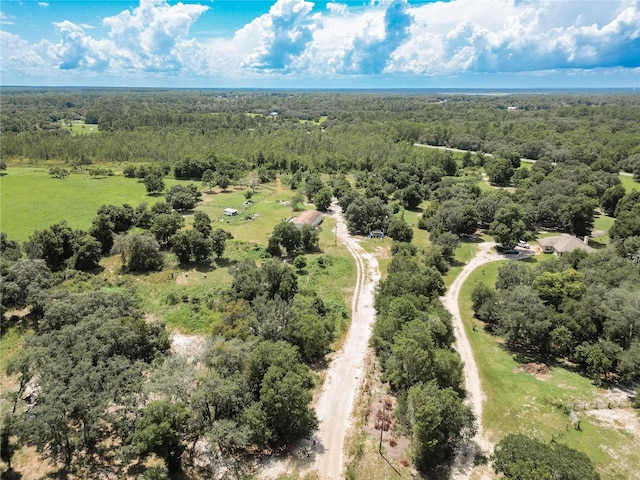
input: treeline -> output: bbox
[2,90,640,174]
[370,241,475,473]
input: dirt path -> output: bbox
[260,203,380,480]
[442,242,524,479]
[308,203,381,479]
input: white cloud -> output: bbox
[4,0,639,84]
[38,2,49,7]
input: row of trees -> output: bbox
[369,239,475,472]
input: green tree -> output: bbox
[601,184,626,216]
[1,259,51,310]
[387,214,414,243]
[134,400,189,473]
[255,366,318,446]
[293,255,307,272]
[69,234,102,271]
[313,186,333,212]
[192,211,212,237]
[300,224,319,252]
[403,381,475,472]
[493,434,600,480]
[165,184,201,211]
[113,233,163,273]
[211,228,233,259]
[344,196,392,235]
[485,157,515,186]
[201,169,216,192]
[144,172,165,194]
[489,204,527,250]
[150,212,184,246]
[271,220,302,255]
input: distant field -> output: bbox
[459,260,640,480]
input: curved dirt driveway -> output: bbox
[308,203,381,479]
[443,242,532,479]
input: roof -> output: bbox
[537,235,594,254]
[291,210,323,227]
[223,208,238,215]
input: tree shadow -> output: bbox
[1,468,22,479]
[213,257,233,269]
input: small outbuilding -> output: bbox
[223,208,238,216]
[290,210,323,229]
[537,235,594,256]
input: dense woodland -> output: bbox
[1,89,639,478]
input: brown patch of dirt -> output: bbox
[363,393,410,462]
[374,245,391,259]
[514,362,550,381]
[176,272,189,285]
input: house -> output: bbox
[537,235,594,256]
[223,208,238,216]
[290,210,323,229]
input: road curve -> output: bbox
[309,202,381,479]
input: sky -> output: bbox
[1,0,639,88]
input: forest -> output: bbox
[1,88,639,479]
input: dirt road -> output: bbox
[443,242,532,479]
[308,204,381,479]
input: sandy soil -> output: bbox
[260,202,380,480]
[305,203,381,479]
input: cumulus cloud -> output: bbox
[3,0,640,84]
[240,0,315,70]
[38,2,49,7]
[47,0,208,72]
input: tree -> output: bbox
[601,184,626,216]
[271,220,302,255]
[403,381,475,472]
[485,157,514,186]
[144,172,165,194]
[313,187,333,212]
[165,184,201,211]
[255,365,318,446]
[430,231,459,262]
[113,233,163,273]
[9,299,169,472]
[304,173,324,202]
[489,204,527,250]
[217,173,231,191]
[425,199,479,237]
[23,221,77,271]
[134,400,189,473]
[150,212,184,246]
[192,210,212,237]
[293,255,307,273]
[0,232,21,264]
[97,204,135,233]
[69,234,102,271]
[493,434,600,480]
[211,228,233,259]
[300,224,319,252]
[201,169,216,192]
[1,259,51,309]
[387,214,414,243]
[344,196,392,235]
[89,215,114,255]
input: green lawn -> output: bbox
[442,237,483,288]
[459,261,640,480]
[619,173,640,193]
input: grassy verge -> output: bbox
[459,261,640,480]
[442,238,481,288]
[620,174,640,193]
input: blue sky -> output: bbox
[1,0,639,88]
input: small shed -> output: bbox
[223,208,238,216]
[537,235,594,256]
[290,210,323,229]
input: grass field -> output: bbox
[620,173,640,193]
[0,167,197,242]
[459,260,640,480]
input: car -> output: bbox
[518,240,530,249]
